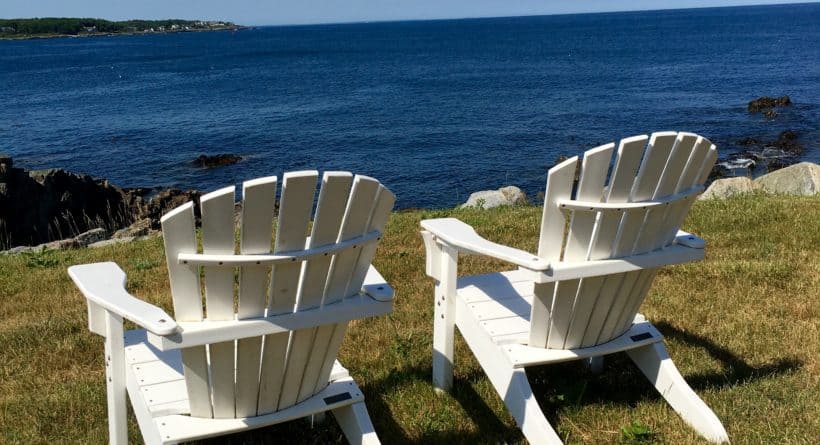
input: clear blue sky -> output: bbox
[0,1,811,26]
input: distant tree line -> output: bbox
[0,18,236,37]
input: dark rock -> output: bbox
[737,137,760,146]
[763,109,778,119]
[192,154,242,168]
[0,160,141,249]
[772,130,803,155]
[748,95,791,113]
[766,158,791,172]
[141,188,201,227]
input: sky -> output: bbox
[0,0,812,26]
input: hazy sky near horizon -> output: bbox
[0,0,813,26]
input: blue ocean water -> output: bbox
[1,4,818,208]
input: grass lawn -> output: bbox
[1,193,818,444]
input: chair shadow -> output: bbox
[526,320,802,411]
[362,364,523,444]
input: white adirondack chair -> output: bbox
[420,132,730,444]
[69,171,395,444]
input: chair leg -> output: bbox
[432,244,458,392]
[627,342,729,444]
[104,313,128,445]
[490,368,564,445]
[332,401,380,445]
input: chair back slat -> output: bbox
[530,132,716,350]
[160,171,393,419]
[580,135,648,347]
[310,183,397,396]
[199,185,237,418]
[547,144,614,349]
[529,156,577,347]
[291,175,382,405]
[235,176,277,417]
[161,203,212,418]
[279,172,355,407]
[257,170,318,414]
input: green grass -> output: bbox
[1,193,818,444]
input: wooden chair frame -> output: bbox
[421,132,729,444]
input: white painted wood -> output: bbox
[293,172,354,403]
[104,312,128,445]
[531,156,577,347]
[160,202,201,322]
[420,133,727,445]
[432,243,458,392]
[75,172,392,444]
[258,171,317,414]
[68,262,177,335]
[307,175,388,398]
[180,346,213,418]
[154,377,366,444]
[556,185,703,212]
[581,135,648,346]
[556,143,613,349]
[634,133,697,254]
[421,218,549,270]
[200,185,237,419]
[627,343,730,444]
[454,293,562,445]
[236,176,277,417]
[333,402,381,445]
[148,297,393,351]
[178,230,381,266]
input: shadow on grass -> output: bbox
[363,364,523,444]
[199,323,801,444]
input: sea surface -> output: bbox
[1,3,818,208]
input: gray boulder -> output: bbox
[754,162,820,196]
[462,186,527,209]
[699,177,758,200]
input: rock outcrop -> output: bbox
[0,155,202,250]
[462,186,527,209]
[754,162,820,196]
[699,177,758,200]
[0,155,140,249]
[748,96,791,113]
[192,154,242,168]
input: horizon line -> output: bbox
[248,1,817,28]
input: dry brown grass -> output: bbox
[0,192,817,444]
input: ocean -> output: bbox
[1,3,818,208]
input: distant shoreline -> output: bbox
[0,18,246,41]
[0,27,247,41]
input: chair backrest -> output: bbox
[530,132,717,350]
[160,171,395,419]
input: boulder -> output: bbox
[462,186,527,209]
[192,154,242,168]
[754,162,820,195]
[112,218,152,238]
[748,95,791,113]
[699,177,758,200]
[74,228,107,246]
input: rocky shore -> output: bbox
[0,154,199,252]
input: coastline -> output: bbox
[0,25,248,41]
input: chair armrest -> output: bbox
[675,230,706,249]
[361,265,394,302]
[420,218,549,271]
[68,262,178,336]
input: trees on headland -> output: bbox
[0,18,238,39]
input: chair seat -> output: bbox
[123,330,361,444]
[457,270,535,345]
